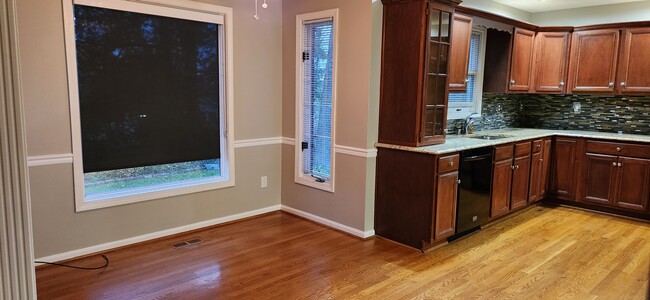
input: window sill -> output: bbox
[295,176,334,193]
[76,176,234,212]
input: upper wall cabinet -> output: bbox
[379,0,461,147]
[508,28,535,92]
[448,14,473,92]
[567,29,620,93]
[617,27,650,94]
[532,32,570,93]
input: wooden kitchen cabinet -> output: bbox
[549,137,582,201]
[375,149,460,250]
[580,140,650,213]
[490,142,532,218]
[379,0,461,147]
[617,27,650,94]
[529,139,552,202]
[510,142,532,209]
[532,32,570,93]
[435,168,459,240]
[448,14,473,91]
[508,28,536,92]
[567,29,620,93]
[491,157,513,218]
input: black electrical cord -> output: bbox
[35,254,109,270]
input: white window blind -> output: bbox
[448,29,485,119]
[301,19,334,180]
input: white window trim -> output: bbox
[448,27,487,120]
[294,9,339,193]
[62,0,235,212]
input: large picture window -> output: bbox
[63,0,235,211]
[295,10,338,192]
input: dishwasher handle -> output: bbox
[462,153,492,162]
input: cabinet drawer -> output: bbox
[514,141,532,157]
[532,139,543,153]
[438,154,460,173]
[586,140,650,159]
[494,145,514,161]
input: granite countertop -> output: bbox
[375,128,650,155]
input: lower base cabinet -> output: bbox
[375,149,459,250]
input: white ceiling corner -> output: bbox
[492,0,648,13]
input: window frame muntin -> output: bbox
[63,0,236,212]
[294,9,339,193]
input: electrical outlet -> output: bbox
[573,101,581,113]
[261,176,268,188]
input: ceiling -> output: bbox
[493,0,648,13]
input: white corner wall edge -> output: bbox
[281,205,375,239]
[35,204,281,264]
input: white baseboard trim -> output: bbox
[281,205,375,239]
[35,204,282,264]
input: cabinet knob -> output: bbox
[516,165,519,169]
[616,147,621,152]
[465,78,470,83]
[510,80,516,85]
[618,162,622,167]
[458,179,461,184]
[511,165,516,170]
[608,82,614,88]
[612,162,617,167]
[540,158,544,162]
[448,161,454,166]
[559,81,565,86]
[620,81,626,87]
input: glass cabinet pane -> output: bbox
[428,43,439,74]
[440,12,451,43]
[429,11,440,41]
[438,44,449,74]
[434,108,445,136]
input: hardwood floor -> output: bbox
[36,206,650,299]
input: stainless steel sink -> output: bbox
[469,134,515,140]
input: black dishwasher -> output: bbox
[450,147,493,241]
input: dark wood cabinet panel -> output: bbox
[532,32,570,93]
[511,155,531,209]
[568,29,620,93]
[550,138,580,200]
[614,157,650,212]
[509,28,536,92]
[435,171,459,240]
[540,139,552,197]
[617,27,650,94]
[529,151,543,202]
[581,153,617,206]
[379,0,459,147]
[491,158,512,218]
[448,14,473,91]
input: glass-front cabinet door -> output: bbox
[421,5,451,144]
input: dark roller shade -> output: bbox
[74,5,221,173]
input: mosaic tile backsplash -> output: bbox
[447,93,650,136]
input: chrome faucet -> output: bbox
[464,113,492,135]
[465,113,480,135]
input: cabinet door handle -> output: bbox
[608,82,614,88]
[620,81,626,87]
[510,80,516,85]
[540,158,544,162]
[559,81,565,86]
[511,165,516,170]
[612,162,617,167]
[465,78,470,83]
[448,161,454,166]
[616,147,621,152]
[618,162,622,167]
[458,179,461,184]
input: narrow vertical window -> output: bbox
[448,28,486,120]
[295,10,338,192]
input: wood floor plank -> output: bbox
[36,207,650,299]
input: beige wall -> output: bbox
[18,0,284,258]
[531,1,650,26]
[281,0,376,232]
[460,0,532,23]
